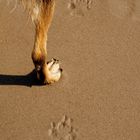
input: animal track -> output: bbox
[133,0,140,21]
[107,0,135,19]
[68,0,93,16]
[48,115,77,140]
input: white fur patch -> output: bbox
[32,5,40,20]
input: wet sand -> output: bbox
[0,0,140,140]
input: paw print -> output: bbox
[107,0,135,19]
[48,115,77,140]
[68,0,93,16]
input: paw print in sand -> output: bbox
[48,115,77,140]
[107,0,135,19]
[68,0,93,16]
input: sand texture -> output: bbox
[0,0,140,140]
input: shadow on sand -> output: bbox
[0,70,44,87]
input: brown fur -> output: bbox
[20,0,61,84]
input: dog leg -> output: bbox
[31,0,62,84]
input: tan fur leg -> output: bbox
[31,0,62,84]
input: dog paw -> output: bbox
[46,58,62,84]
[36,58,62,84]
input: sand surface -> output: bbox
[0,0,140,139]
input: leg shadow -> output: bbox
[0,70,44,87]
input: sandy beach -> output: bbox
[0,0,140,139]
